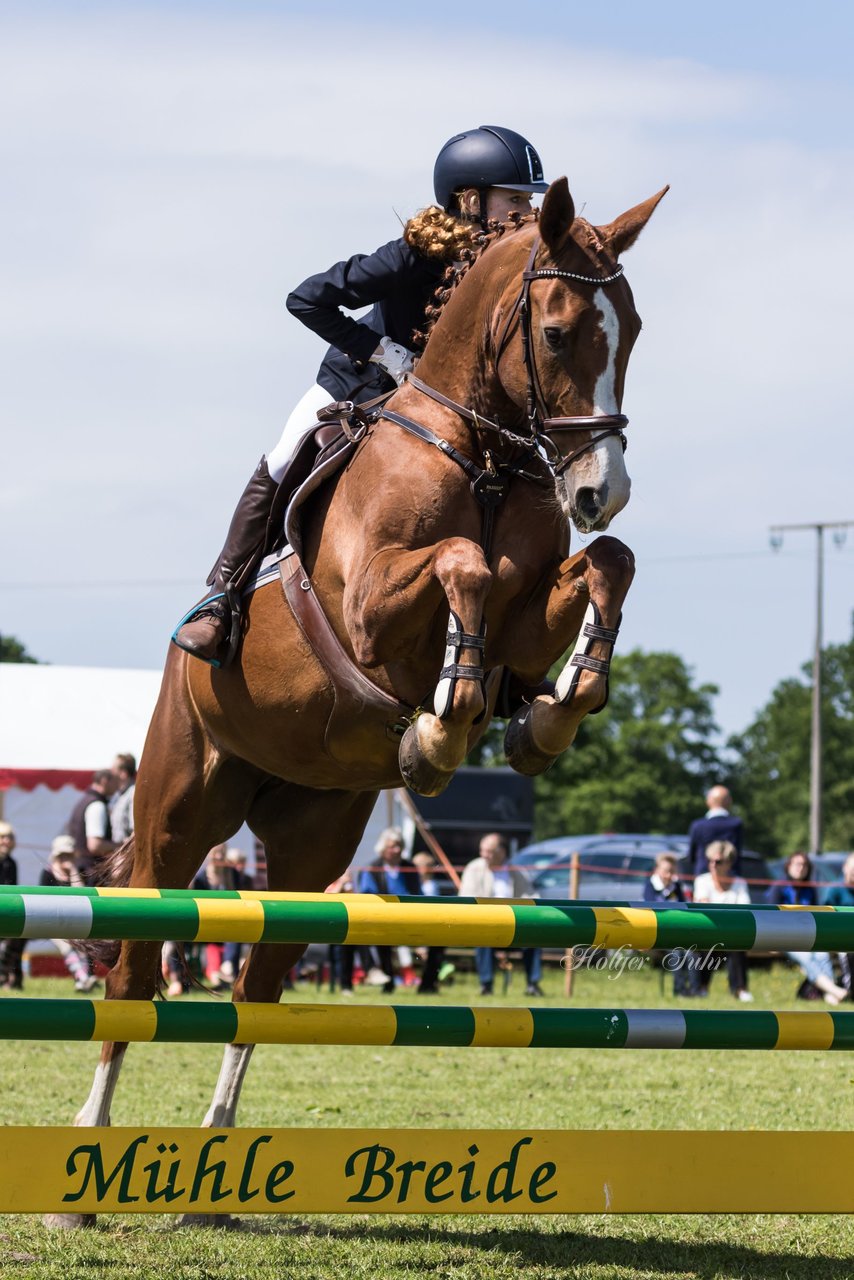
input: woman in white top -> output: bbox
[459,834,543,997]
[691,840,753,1002]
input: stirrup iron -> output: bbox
[170,595,229,669]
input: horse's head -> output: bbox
[495,179,668,533]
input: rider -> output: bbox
[173,126,550,665]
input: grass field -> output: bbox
[1,958,853,1279]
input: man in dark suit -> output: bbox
[688,786,743,875]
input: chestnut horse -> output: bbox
[58,177,666,1226]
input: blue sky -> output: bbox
[1,0,852,743]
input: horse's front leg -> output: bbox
[346,536,492,796]
[397,537,492,795]
[503,535,635,775]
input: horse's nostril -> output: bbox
[575,487,601,518]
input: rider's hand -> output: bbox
[369,335,415,385]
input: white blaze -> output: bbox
[562,286,630,530]
[592,287,620,415]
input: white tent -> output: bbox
[0,663,389,885]
[0,663,162,883]
[0,664,162,793]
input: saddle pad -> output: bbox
[241,545,295,599]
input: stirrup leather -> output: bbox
[554,602,620,715]
[433,610,487,722]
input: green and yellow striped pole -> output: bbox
[1,1000,852,1050]
[0,888,852,950]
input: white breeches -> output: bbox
[266,383,333,483]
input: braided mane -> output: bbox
[411,210,540,350]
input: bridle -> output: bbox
[494,234,629,474]
[394,232,629,480]
[356,229,632,556]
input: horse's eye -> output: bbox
[543,326,564,351]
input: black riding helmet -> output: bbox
[433,125,550,213]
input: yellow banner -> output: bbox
[1,1128,852,1214]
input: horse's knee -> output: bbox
[585,535,635,586]
[432,537,492,602]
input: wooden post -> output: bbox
[397,789,461,889]
[563,851,581,997]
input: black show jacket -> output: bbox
[286,237,445,403]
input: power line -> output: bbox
[1,547,852,590]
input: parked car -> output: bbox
[514,833,688,875]
[511,835,602,872]
[529,841,771,904]
[530,842,689,904]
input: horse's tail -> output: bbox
[76,835,138,972]
[98,834,137,890]
[82,837,204,999]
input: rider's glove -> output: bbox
[369,335,415,385]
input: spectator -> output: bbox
[460,833,544,997]
[411,852,453,993]
[110,752,137,844]
[220,848,254,982]
[192,845,236,988]
[161,942,188,998]
[0,821,25,989]
[692,841,753,1002]
[358,828,439,994]
[39,836,99,992]
[327,871,363,996]
[413,852,442,896]
[688,785,743,875]
[225,847,252,889]
[643,853,687,905]
[65,769,118,884]
[824,853,854,909]
[765,852,848,1005]
[643,852,698,996]
[825,853,854,992]
[252,838,268,891]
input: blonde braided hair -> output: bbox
[410,210,539,350]
[403,205,476,262]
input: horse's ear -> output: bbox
[596,186,669,258]
[539,177,575,253]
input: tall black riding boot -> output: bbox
[172,457,279,666]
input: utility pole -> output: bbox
[769,520,854,852]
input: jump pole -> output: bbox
[1,1000,853,1050]
[1,889,852,950]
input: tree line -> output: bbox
[472,628,854,858]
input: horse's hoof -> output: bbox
[504,708,558,776]
[175,1212,243,1230]
[43,1212,97,1230]
[398,723,455,797]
